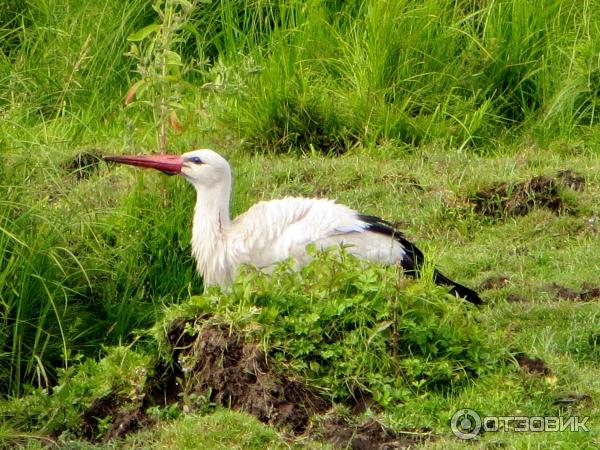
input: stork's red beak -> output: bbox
[103,154,184,175]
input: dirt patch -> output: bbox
[470,170,585,218]
[184,323,328,431]
[81,316,328,442]
[61,150,103,180]
[479,275,509,290]
[546,282,580,300]
[545,282,600,302]
[514,353,550,375]
[471,176,565,217]
[506,293,527,303]
[82,394,120,440]
[104,409,150,442]
[349,390,376,415]
[556,169,585,192]
[580,283,600,301]
[80,316,447,445]
[321,417,434,450]
[82,394,152,442]
[553,392,593,407]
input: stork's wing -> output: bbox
[229,197,423,273]
[229,197,482,305]
[229,197,373,266]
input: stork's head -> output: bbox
[103,149,231,190]
[180,149,231,189]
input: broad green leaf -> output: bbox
[124,79,146,105]
[164,50,182,67]
[127,24,160,42]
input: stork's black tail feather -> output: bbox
[357,214,483,306]
[433,270,483,305]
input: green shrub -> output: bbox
[0,346,150,443]
[178,248,502,407]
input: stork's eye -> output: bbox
[188,156,203,164]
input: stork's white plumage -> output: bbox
[104,149,482,305]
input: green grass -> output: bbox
[128,409,293,450]
[0,143,201,394]
[2,145,599,449]
[202,0,600,151]
[1,0,600,448]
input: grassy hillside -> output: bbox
[1,0,599,448]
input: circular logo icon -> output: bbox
[451,409,481,439]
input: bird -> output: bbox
[104,149,482,305]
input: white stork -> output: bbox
[104,149,482,305]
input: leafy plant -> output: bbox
[125,0,199,152]
[178,248,502,406]
[0,346,150,443]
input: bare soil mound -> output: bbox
[545,282,600,301]
[79,317,442,446]
[61,150,103,180]
[470,170,584,217]
[82,393,152,442]
[173,321,329,431]
[81,317,328,442]
[514,353,550,375]
[321,417,433,450]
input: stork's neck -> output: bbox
[193,182,232,232]
[191,179,234,286]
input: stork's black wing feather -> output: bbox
[357,214,483,305]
